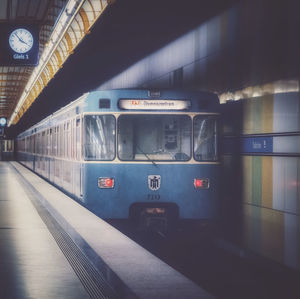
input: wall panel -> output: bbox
[223,92,300,270]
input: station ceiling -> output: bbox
[0,0,114,126]
[0,0,63,121]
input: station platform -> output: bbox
[0,161,212,299]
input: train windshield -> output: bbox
[84,115,115,160]
[194,115,218,161]
[118,115,191,161]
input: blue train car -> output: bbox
[17,89,220,232]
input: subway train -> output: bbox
[16,89,220,232]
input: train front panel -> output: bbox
[82,162,219,223]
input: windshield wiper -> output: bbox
[136,144,158,167]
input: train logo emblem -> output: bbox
[148,175,161,191]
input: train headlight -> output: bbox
[98,177,115,188]
[194,178,209,189]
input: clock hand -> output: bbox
[14,33,23,42]
[14,33,29,45]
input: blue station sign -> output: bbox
[241,136,273,153]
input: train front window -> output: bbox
[118,115,191,161]
[194,116,218,161]
[84,115,115,160]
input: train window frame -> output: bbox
[71,119,75,159]
[60,124,64,158]
[64,121,71,159]
[42,131,46,155]
[193,115,218,162]
[77,117,82,161]
[83,114,116,161]
[47,129,51,156]
[117,114,192,162]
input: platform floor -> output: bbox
[0,161,212,299]
[0,161,90,299]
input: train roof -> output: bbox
[17,88,220,138]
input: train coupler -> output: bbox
[129,203,179,235]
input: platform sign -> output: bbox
[241,136,273,153]
[0,24,39,66]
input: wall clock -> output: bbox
[9,28,34,54]
[0,117,7,126]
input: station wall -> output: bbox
[222,93,300,270]
[99,4,237,91]
[99,0,300,95]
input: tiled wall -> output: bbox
[222,92,300,270]
[242,156,300,269]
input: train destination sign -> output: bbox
[119,99,191,110]
[0,24,39,66]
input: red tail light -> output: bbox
[194,178,209,189]
[98,177,114,188]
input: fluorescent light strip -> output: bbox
[219,79,299,103]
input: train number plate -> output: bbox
[147,194,160,201]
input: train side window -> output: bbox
[42,131,46,155]
[76,118,81,160]
[63,123,66,158]
[67,122,71,158]
[56,126,60,157]
[65,123,68,158]
[83,115,115,161]
[47,129,50,156]
[49,129,52,156]
[40,132,42,154]
[45,131,47,155]
[57,127,59,156]
[193,116,218,161]
[53,127,56,156]
[71,119,75,159]
[64,122,71,158]
[60,124,64,157]
[30,136,32,153]
[39,133,40,154]
[36,134,39,154]
[55,127,58,157]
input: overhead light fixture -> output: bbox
[219,79,299,103]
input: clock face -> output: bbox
[9,28,34,54]
[0,117,7,126]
